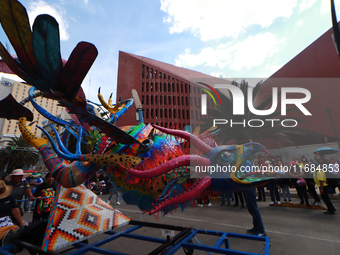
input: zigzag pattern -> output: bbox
[42,185,130,251]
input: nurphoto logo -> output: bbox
[200,84,311,128]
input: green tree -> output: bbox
[199,80,323,146]
[0,136,39,173]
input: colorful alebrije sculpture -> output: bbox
[0,0,272,216]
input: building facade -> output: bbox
[116,51,216,129]
[116,22,340,151]
[257,22,340,149]
[0,75,64,142]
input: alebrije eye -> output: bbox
[216,150,232,165]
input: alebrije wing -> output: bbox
[0,0,38,76]
[0,41,28,80]
[0,42,52,93]
[0,94,33,121]
[33,14,63,88]
[61,42,98,99]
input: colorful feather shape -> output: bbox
[0,41,28,79]
[0,0,38,76]
[0,0,53,93]
[61,42,98,99]
[0,41,52,93]
[33,14,63,87]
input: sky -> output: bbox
[0,0,339,103]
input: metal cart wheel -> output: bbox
[183,239,194,255]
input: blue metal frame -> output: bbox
[182,229,270,255]
[0,221,270,255]
[0,244,15,255]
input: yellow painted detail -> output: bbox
[230,145,252,184]
[19,117,48,149]
[98,92,123,114]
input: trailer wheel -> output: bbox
[183,240,194,255]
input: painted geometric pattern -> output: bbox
[42,185,130,251]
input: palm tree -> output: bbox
[199,80,323,146]
[0,136,39,173]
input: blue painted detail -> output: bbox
[38,125,82,161]
[63,125,88,145]
[137,195,155,212]
[108,99,134,124]
[156,177,190,215]
[49,124,70,155]
[122,190,144,205]
[137,107,143,124]
[29,87,70,126]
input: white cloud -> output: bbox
[208,72,224,77]
[299,0,316,11]
[160,0,297,41]
[27,0,69,41]
[321,0,331,15]
[84,0,89,5]
[296,20,304,26]
[175,33,282,71]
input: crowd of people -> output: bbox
[84,171,121,205]
[202,154,339,215]
[194,153,339,237]
[0,169,57,253]
[252,153,338,214]
[0,152,339,251]
[0,168,123,253]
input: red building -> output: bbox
[116,51,215,129]
[256,23,340,148]
[116,22,340,149]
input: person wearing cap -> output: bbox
[0,180,25,247]
[5,169,36,218]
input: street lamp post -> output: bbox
[325,107,340,150]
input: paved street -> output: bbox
[18,192,340,255]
